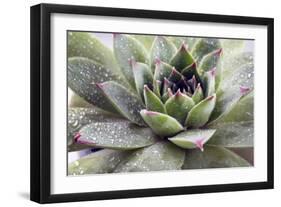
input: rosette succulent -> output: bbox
[67,32,254,175]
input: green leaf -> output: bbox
[223,52,254,76]
[76,120,158,150]
[207,121,253,148]
[165,90,195,124]
[140,110,184,137]
[199,49,222,89]
[209,87,252,124]
[221,39,245,57]
[185,95,216,128]
[162,78,173,95]
[192,83,204,104]
[132,35,155,50]
[153,60,174,82]
[168,36,198,49]
[203,68,216,96]
[219,91,253,123]
[191,38,221,63]
[97,81,146,126]
[150,36,177,69]
[68,91,93,108]
[170,44,194,72]
[68,149,132,175]
[229,147,253,165]
[132,61,153,100]
[153,79,161,98]
[68,32,120,74]
[199,48,222,73]
[114,141,185,172]
[144,85,166,113]
[67,107,119,151]
[168,129,216,151]
[114,34,149,88]
[68,57,121,113]
[181,62,197,79]
[168,67,183,83]
[182,146,250,169]
[221,62,254,94]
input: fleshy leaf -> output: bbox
[170,44,194,72]
[220,62,254,93]
[150,36,177,70]
[144,85,166,113]
[68,32,120,74]
[223,52,254,76]
[181,62,198,79]
[168,36,198,49]
[114,141,185,172]
[68,57,121,113]
[219,91,253,123]
[68,91,93,108]
[132,61,153,100]
[140,110,184,137]
[68,149,132,175]
[153,60,174,82]
[208,121,253,148]
[229,147,253,165]
[199,49,222,89]
[67,107,120,151]
[191,38,221,63]
[97,81,145,126]
[182,146,250,169]
[153,79,161,98]
[185,95,216,128]
[76,120,158,150]
[192,84,204,104]
[114,34,149,88]
[203,68,216,96]
[132,35,155,50]
[209,88,252,124]
[162,78,173,95]
[168,129,216,151]
[199,48,222,73]
[165,90,195,124]
[221,39,245,57]
[168,67,183,83]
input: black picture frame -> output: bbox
[30,3,274,204]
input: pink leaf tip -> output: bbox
[129,59,136,67]
[142,110,158,116]
[74,132,81,143]
[195,138,205,152]
[206,95,215,101]
[180,43,189,51]
[215,48,223,56]
[240,86,250,95]
[155,58,161,65]
[167,88,173,97]
[95,83,104,89]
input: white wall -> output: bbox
[0,0,279,206]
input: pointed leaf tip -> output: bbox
[215,48,223,56]
[185,94,216,128]
[140,110,184,137]
[168,129,216,150]
[74,132,81,142]
[195,138,205,151]
[240,86,251,95]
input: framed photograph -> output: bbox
[30,3,274,203]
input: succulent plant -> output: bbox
[67,32,254,175]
